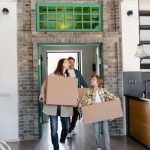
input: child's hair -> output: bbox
[91,74,104,88]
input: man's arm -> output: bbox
[77,70,89,88]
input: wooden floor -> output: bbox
[9,120,148,150]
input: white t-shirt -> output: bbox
[95,90,102,103]
[68,69,76,78]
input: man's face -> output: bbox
[68,59,75,69]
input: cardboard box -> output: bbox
[78,88,89,101]
[46,76,78,106]
[82,99,123,124]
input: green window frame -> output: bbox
[36,3,103,32]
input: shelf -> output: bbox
[140,25,150,30]
[139,11,150,16]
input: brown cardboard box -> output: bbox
[82,99,123,124]
[78,88,89,101]
[46,76,78,106]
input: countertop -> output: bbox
[125,94,150,102]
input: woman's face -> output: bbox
[63,59,69,69]
[90,77,99,86]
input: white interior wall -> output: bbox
[0,1,19,141]
[121,0,150,71]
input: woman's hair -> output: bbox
[54,58,69,76]
[91,74,104,88]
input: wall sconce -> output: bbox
[2,8,9,15]
[135,44,147,58]
[127,10,133,16]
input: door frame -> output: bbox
[37,43,103,139]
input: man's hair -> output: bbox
[68,57,75,61]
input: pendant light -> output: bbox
[135,43,147,58]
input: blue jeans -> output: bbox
[50,116,70,150]
[93,121,110,150]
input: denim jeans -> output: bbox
[93,121,110,150]
[68,107,79,133]
[50,116,70,150]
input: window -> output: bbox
[36,3,103,32]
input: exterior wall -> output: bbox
[18,0,124,140]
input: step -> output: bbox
[140,25,150,30]
[140,41,150,45]
[140,11,150,16]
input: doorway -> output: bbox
[37,43,103,139]
[47,52,80,75]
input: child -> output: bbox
[78,75,119,150]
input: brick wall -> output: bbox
[18,0,124,140]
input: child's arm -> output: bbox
[78,90,92,107]
[104,89,119,101]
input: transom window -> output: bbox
[36,3,103,32]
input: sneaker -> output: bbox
[71,130,77,135]
[97,148,102,150]
[60,143,69,150]
[67,133,73,138]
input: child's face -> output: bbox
[90,77,99,86]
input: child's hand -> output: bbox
[78,107,82,113]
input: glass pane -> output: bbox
[57,22,65,29]
[40,22,47,29]
[92,22,99,29]
[83,7,90,13]
[91,7,99,13]
[40,14,47,21]
[48,22,56,29]
[48,6,56,13]
[75,15,82,21]
[39,6,47,13]
[66,7,73,13]
[66,22,74,29]
[48,14,56,21]
[83,15,90,21]
[57,6,65,13]
[57,14,64,21]
[92,15,99,21]
[66,15,73,21]
[74,7,82,13]
[75,22,82,29]
[83,22,91,29]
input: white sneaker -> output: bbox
[71,130,77,135]
[67,133,72,138]
[60,143,69,150]
[97,148,102,150]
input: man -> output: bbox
[67,57,88,138]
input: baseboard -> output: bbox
[3,138,20,143]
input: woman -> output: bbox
[78,75,119,150]
[40,58,73,150]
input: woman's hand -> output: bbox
[40,96,46,104]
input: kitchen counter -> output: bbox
[125,95,150,102]
[125,95,150,148]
